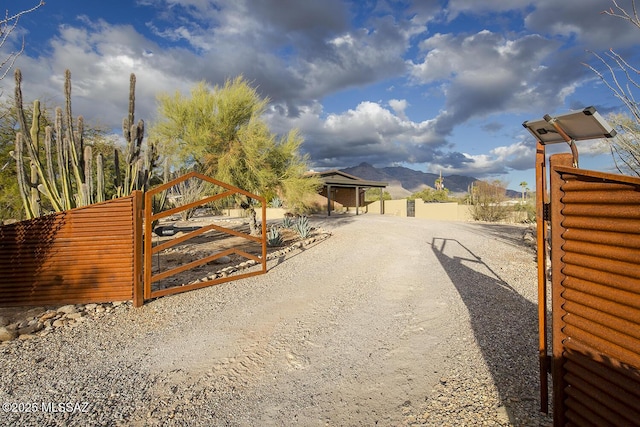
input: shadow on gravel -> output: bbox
[459,222,533,251]
[431,236,540,425]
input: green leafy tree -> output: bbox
[408,187,451,202]
[151,77,320,234]
[364,188,392,202]
[0,99,26,220]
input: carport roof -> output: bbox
[308,170,388,188]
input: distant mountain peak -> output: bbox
[340,163,478,194]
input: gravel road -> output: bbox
[0,214,552,426]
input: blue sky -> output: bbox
[3,0,639,191]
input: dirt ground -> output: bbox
[135,214,463,425]
[1,214,544,426]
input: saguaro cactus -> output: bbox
[117,73,149,197]
[13,69,153,218]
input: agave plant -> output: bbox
[267,225,283,247]
[269,196,283,208]
[294,215,311,239]
[281,215,295,229]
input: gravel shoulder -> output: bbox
[0,214,551,426]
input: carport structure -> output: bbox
[309,170,387,216]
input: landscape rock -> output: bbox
[17,323,43,336]
[65,312,84,320]
[17,334,37,341]
[57,304,78,315]
[23,307,46,318]
[0,326,18,342]
[52,319,66,328]
[39,311,57,322]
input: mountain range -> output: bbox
[339,162,476,198]
[340,163,523,198]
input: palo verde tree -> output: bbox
[151,76,320,235]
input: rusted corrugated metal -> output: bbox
[550,154,640,426]
[0,192,143,307]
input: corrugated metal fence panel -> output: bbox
[0,195,139,307]
[550,154,640,426]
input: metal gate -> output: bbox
[143,172,267,301]
[407,199,415,217]
[548,153,640,426]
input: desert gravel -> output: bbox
[0,214,552,426]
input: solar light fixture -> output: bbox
[522,106,616,145]
[523,106,616,168]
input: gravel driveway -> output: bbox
[0,214,552,426]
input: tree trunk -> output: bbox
[246,207,260,236]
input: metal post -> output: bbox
[380,187,384,214]
[535,141,549,413]
[327,184,331,216]
[132,190,144,307]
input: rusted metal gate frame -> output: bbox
[143,171,267,301]
[535,140,551,412]
[547,153,640,426]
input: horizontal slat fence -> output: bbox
[0,192,143,307]
[550,154,640,426]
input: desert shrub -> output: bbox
[469,180,509,222]
[514,201,536,223]
[408,188,451,202]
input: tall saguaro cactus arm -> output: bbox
[63,70,86,205]
[14,72,63,214]
[14,133,35,219]
[122,73,147,195]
